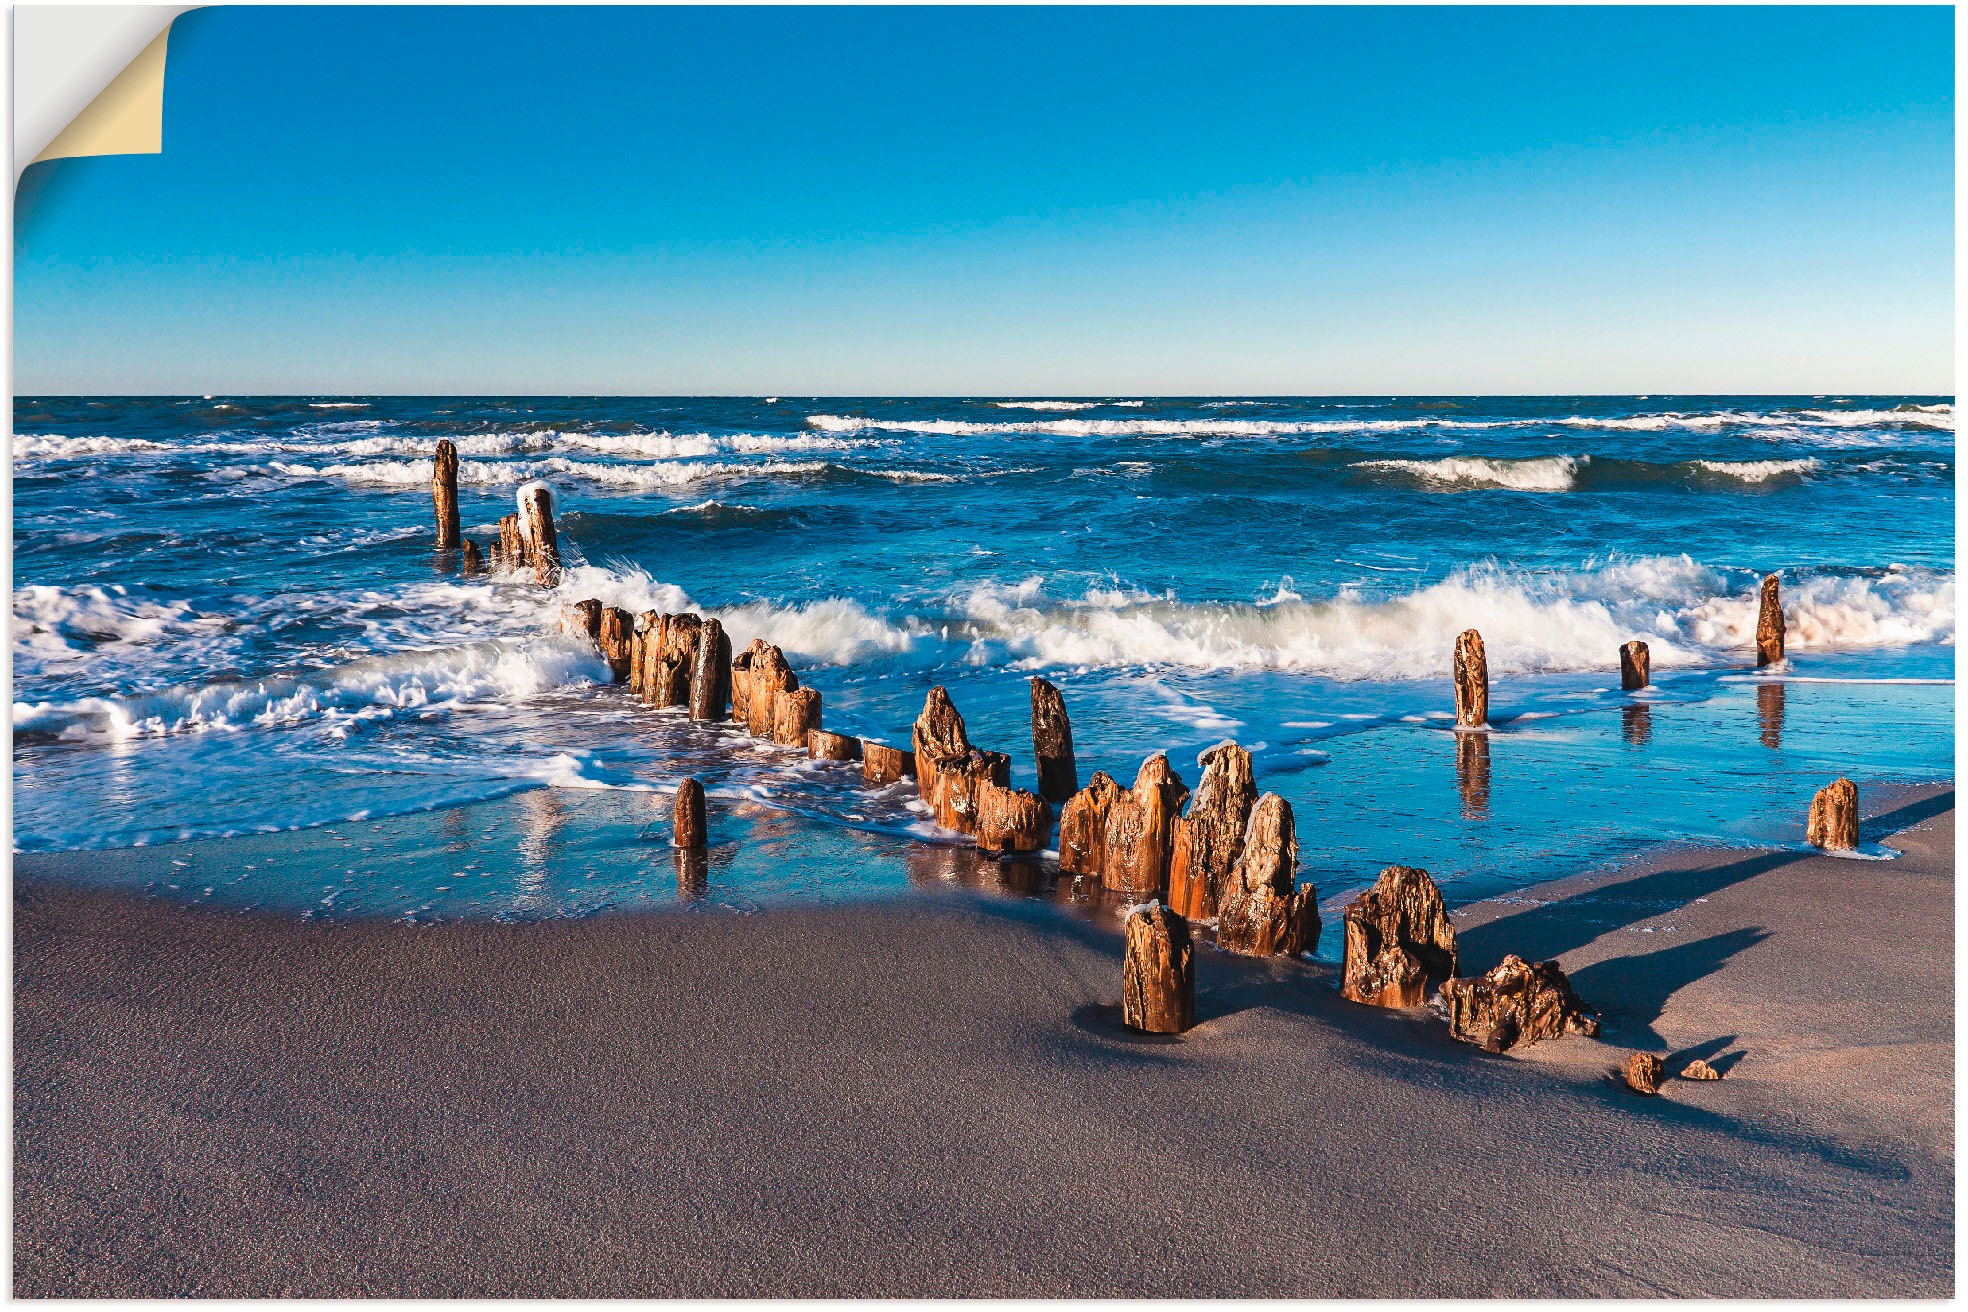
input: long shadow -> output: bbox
[1568,927,1770,1048]
[1861,788,1954,843]
[1457,849,1799,975]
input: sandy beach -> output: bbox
[13,788,1952,1297]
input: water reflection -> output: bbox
[1455,731,1490,819]
[516,789,568,894]
[673,847,709,901]
[1758,681,1785,749]
[1622,702,1653,747]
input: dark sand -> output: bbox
[14,790,1952,1296]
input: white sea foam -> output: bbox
[268,456,838,490]
[1691,458,1821,482]
[15,428,856,464]
[991,400,1101,411]
[1355,455,1583,491]
[308,402,370,409]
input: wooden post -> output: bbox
[1100,754,1189,898]
[1215,793,1319,958]
[1057,772,1121,878]
[673,777,707,849]
[652,614,702,709]
[1619,640,1650,691]
[1806,777,1858,850]
[1454,629,1488,727]
[460,539,484,574]
[498,514,526,572]
[1167,741,1256,921]
[862,741,915,785]
[1624,1052,1664,1095]
[773,687,822,747]
[809,730,863,762]
[517,483,560,587]
[567,599,602,641]
[746,644,797,737]
[432,440,461,549]
[1755,574,1784,666]
[976,782,1050,854]
[629,611,659,695]
[598,607,635,682]
[688,617,732,722]
[1123,903,1195,1035]
[1029,676,1078,803]
[1340,865,1459,1007]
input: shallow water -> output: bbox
[12,395,1954,922]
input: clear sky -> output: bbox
[13,5,1955,396]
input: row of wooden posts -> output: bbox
[429,446,1865,1048]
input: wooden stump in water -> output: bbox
[1215,793,1319,957]
[1806,776,1859,850]
[432,440,462,550]
[598,607,636,682]
[1339,865,1459,1007]
[1441,954,1600,1052]
[1122,903,1195,1035]
[629,610,659,695]
[1755,573,1784,666]
[930,750,1011,835]
[567,599,603,641]
[977,782,1051,854]
[774,687,822,747]
[746,644,797,737]
[673,777,707,849]
[809,729,863,762]
[498,514,526,572]
[862,741,915,785]
[652,614,702,709]
[1029,676,1078,803]
[1454,629,1488,728]
[1100,754,1189,898]
[1058,771,1121,878]
[1167,741,1257,920]
[911,686,972,816]
[517,483,561,587]
[688,617,732,722]
[460,539,484,574]
[730,639,763,722]
[1620,640,1650,691]
[1625,1052,1664,1096]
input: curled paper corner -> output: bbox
[26,7,197,170]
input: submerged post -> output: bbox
[432,439,461,550]
[517,482,561,587]
[1619,640,1650,691]
[460,539,484,575]
[673,777,707,849]
[1755,574,1784,667]
[1122,902,1195,1035]
[1454,629,1488,728]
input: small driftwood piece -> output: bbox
[1122,903,1194,1035]
[1340,864,1459,1008]
[1625,1052,1664,1095]
[1441,954,1600,1052]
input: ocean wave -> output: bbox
[990,400,1101,411]
[268,456,839,490]
[308,402,370,409]
[1354,454,1828,491]
[1689,458,1821,483]
[15,428,857,464]
[1354,455,1583,491]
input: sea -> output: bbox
[12,395,1955,947]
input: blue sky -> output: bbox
[13,5,1955,395]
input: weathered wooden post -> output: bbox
[1215,793,1319,957]
[1454,629,1488,727]
[809,730,863,762]
[912,686,971,815]
[1339,865,1459,1007]
[498,514,525,572]
[460,539,484,574]
[567,599,603,641]
[862,742,915,785]
[1806,777,1859,850]
[1755,573,1784,666]
[688,617,732,722]
[773,687,822,747]
[745,644,797,737]
[1167,741,1256,920]
[651,615,702,709]
[629,611,659,695]
[1619,640,1650,691]
[598,607,635,682]
[1122,903,1195,1035]
[1100,754,1189,898]
[517,482,561,587]
[1624,1052,1664,1095]
[976,782,1050,854]
[1057,771,1121,878]
[1029,676,1078,803]
[673,777,707,849]
[432,439,461,550]
[1440,955,1599,1052]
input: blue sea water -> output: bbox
[11,395,1955,934]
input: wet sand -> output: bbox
[13,789,1952,1296]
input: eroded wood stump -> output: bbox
[498,514,526,572]
[517,483,561,587]
[1454,629,1488,728]
[673,777,707,849]
[688,617,732,722]
[1122,903,1195,1035]
[1215,793,1319,957]
[809,729,863,762]
[930,750,1010,834]
[1340,864,1459,1007]
[432,440,462,550]
[1806,776,1859,850]
[912,686,972,816]
[1620,640,1650,691]
[1100,754,1190,898]
[1167,741,1257,921]
[862,741,915,785]
[460,539,484,574]
[746,644,798,737]
[1625,1052,1664,1095]
[1058,772,1122,878]
[1440,954,1600,1052]
[598,606,636,683]
[1755,573,1784,666]
[567,599,603,641]
[652,614,704,710]
[629,610,659,694]
[977,783,1051,854]
[773,686,822,747]
[730,639,766,721]
[1029,676,1079,803]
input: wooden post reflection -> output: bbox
[1622,702,1653,747]
[673,848,709,901]
[1455,731,1490,819]
[1758,680,1785,749]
